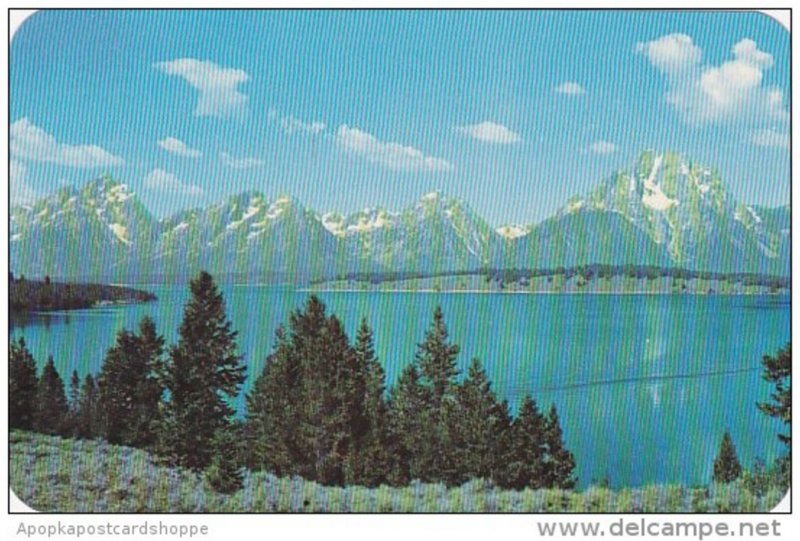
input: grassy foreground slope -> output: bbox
[10,431,785,513]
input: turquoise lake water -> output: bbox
[10,286,790,489]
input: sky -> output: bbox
[9,10,790,226]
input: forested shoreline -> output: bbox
[9,275,156,312]
[310,265,790,295]
[9,271,791,511]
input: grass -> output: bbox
[10,431,786,513]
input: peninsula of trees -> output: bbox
[9,274,156,312]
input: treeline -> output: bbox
[486,264,790,289]
[317,265,790,289]
[10,271,576,494]
[9,274,157,312]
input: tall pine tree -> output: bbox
[162,272,245,470]
[413,306,462,483]
[416,305,460,405]
[10,337,39,430]
[245,326,299,475]
[388,364,434,484]
[34,356,68,436]
[451,358,513,483]
[543,404,577,489]
[345,318,391,486]
[503,395,549,489]
[97,316,165,448]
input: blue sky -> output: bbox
[10,10,790,225]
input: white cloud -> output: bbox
[220,152,264,169]
[733,38,774,69]
[10,160,38,204]
[143,168,202,196]
[588,140,618,154]
[154,58,249,118]
[555,82,586,95]
[158,136,201,158]
[280,115,326,135]
[752,128,789,149]
[638,36,787,124]
[454,121,521,144]
[636,33,701,73]
[336,125,454,172]
[10,118,124,168]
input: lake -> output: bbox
[10,286,790,489]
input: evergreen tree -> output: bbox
[345,318,391,486]
[713,431,743,483]
[543,404,577,489]
[387,364,434,484]
[162,272,245,470]
[97,316,165,448]
[304,298,365,484]
[451,359,512,483]
[245,326,299,476]
[396,305,462,484]
[247,298,386,487]
[416,305,460,404]
[35,356,68,435]
[304,312,359,485]
[503,395,549,489]
[76,374,99,439]
[758,342,791,447]
[9,337,39,430]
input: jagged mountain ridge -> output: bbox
[10,151,790,282]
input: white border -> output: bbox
[3,4,796,540]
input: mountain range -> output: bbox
[10,150,790,283]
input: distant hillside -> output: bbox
[9,277,156,312]
[9,431,785,512]
[10,151,790,282]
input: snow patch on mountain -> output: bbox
[566,200,585,214]
[346,211,393,233]
[321,213,345,237]
[496,225,530,239]
[109,223,131,245]
[107,184,132,203]
[641,155,678,211]
[643,184,679,211]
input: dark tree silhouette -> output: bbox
[9,337,39,430]
[758,343,791,447]
[34,356,68,435]
[713,431,742,483]
[162,272,245,471]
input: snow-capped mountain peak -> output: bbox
[9,153,789,281]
